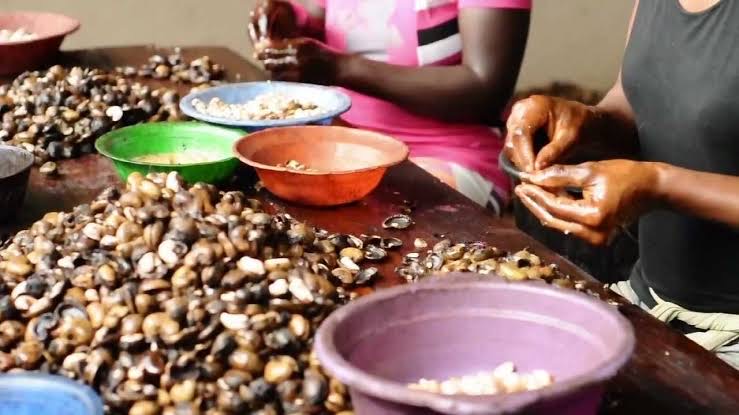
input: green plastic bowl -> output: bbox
[96,122,246,184]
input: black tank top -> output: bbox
[622,0,739,313]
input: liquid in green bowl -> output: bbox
[95,122,246,184]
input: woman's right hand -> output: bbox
[504,95,601,173]
[249,0,301,50]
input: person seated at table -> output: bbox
[505,0,739,368]
[249,0,531,215]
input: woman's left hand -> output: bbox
[515,160,660,245]
[255,37,343,85]
[248,0,301,48]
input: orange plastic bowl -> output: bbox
[0,11,80,76]
[233,126,409,206]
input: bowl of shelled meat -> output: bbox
[0,11,80,76]
[314,274,635,415]
[179,81,352,131]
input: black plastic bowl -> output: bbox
[0,145,34,223]
[499,151,524,182]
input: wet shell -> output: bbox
[380,237,403,250]
[338,256,359,272]
[363,245,387,262]
[382,214,414,230]
[355,267,378,285]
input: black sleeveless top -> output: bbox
[622,0,739,313]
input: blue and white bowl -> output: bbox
[0,373,103,415]
[180,81,352,131]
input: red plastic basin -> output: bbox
[233,126,409,206]
[0,11,80,76]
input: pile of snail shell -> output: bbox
[0,171,372,415]
[116,48,225,84]
[396,239,590,294]
[0,50,224,168]
[0,66,185,167]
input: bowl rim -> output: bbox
[0,144,34,180]
[498,151,522,181]
[232,125,410,176]
[178,81,353,127]
[314,274,636,415]
[0,11,80,46]
[95,121,245,168]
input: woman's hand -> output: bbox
[505,95,602,173]
[249,0,301,49]
[515,160,660,245]
[255,37,343,85]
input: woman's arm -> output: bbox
[572,0,641,162]
[654,163,739,228]
[337,8,530,124]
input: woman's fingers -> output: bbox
[504,128,536,174]
[516,184,603,227]
[249,18,271,47]
[272,69,300,82]
[516,190,609,245]
[248,21,260,45]
[504,96,558,173]
[252,8,269,41]
[255,39,306,80]
[256,46,297,60]
[260,54,299,72]
[257,46,299,73]
[520,163,592,189]
[505,101,538,172]
[265,61,298,72]
[251,1,295,43]
[534,126,578,170]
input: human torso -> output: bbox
[320,0,505,184]
[622,0,739,312]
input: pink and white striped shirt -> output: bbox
[297,0,531,196]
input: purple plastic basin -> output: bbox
[315,274,635,415]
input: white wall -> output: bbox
[520,1,633,90]
[1,0,634,91]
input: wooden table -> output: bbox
[3,46,739,414]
